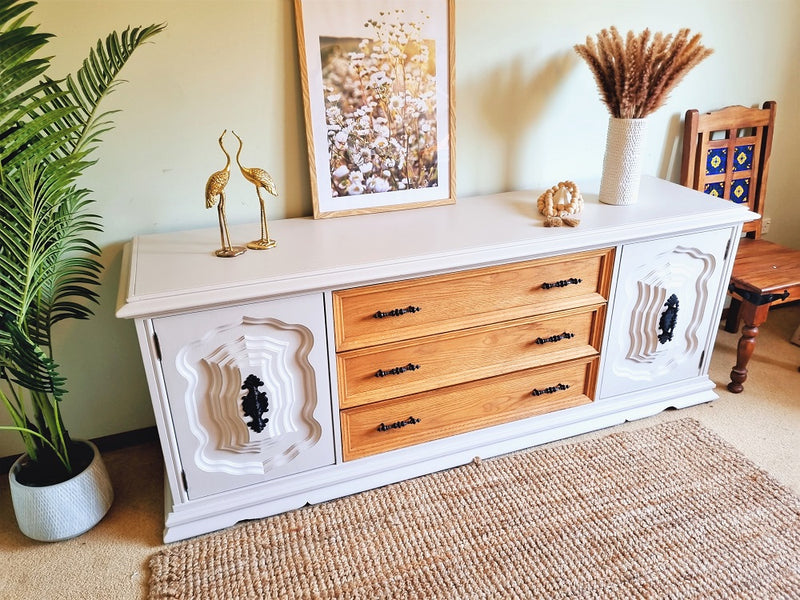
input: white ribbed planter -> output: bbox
[8,440,114,542]
[598,117,648,206]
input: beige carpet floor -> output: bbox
[1,304,799,599]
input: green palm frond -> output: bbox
[0,159,102,349]
[0,2,163,343]
[0,100,81,170]
[0,312,65,397]
[0,29,51,104]
[0,0,37,25]
[2,23,164,175]
[0,0,163,476]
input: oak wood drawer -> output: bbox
[332,248,614,351]
[337,305,604,409]
[340,357,598,461]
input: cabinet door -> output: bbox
[153,293,334,499]
[600,228,731,398]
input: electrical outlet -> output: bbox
[761,217,772,234]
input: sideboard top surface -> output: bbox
[117,176,756,319]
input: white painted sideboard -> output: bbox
[117,176,755,542]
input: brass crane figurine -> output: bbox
[232,130,278,250]
[205,130,246,257]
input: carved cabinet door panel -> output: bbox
[153,293,334,499]
[599,228,732,399]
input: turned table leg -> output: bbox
[728,301,770,393]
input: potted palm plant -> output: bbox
[0,0,163,540]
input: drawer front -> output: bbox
[338,305,604,409]
[341,357,597,461]
[333,248,614,351]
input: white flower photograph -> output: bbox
[296,0,454,217]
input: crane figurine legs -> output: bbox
[247,188,277,250]
[215,194,246,258]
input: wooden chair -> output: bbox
[681,101,800,393]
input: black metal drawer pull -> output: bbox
[377,416,421,432]
[241,374,269,433]
[541,277,582,290]
[535,331,575,345]
[531,383,570,397]
[375,363,421,378]
[658,293,679,344]
[374,305,421,319]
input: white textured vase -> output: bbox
[598,117,648,206]
[8,441,114,542]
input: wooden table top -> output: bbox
[732,238,800,297]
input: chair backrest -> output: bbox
[680,101,776,239]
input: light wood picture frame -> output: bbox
[295,0,455,218]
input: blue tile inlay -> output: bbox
[731,178,750,204]
[732,144,754,172]
[704,181,725,197]
[706,148,727,175]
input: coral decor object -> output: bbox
[573,27,713,119]
[537,181,583,227]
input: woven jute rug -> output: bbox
[148,419,800,599]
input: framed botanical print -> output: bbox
[295,0,455,218]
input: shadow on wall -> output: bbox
[461,50,576,194]
[658,112,684,183]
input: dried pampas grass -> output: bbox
[574,27,713,119]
